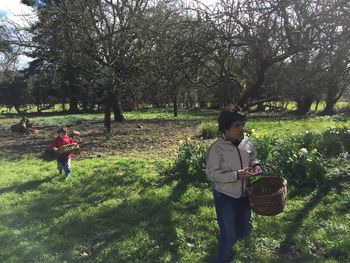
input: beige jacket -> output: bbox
[205,135,260,198]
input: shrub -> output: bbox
[269,136,326,187]
[171,141,209,180]
[197,122,218,139]
[250,135,274,163]
[316,126,350,157]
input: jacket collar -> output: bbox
[219,133,249,149]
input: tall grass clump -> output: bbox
[170,140,208,180]
[196,122,218,139]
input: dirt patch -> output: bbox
[0,119,204,160]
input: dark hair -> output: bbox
[218,105,246,132]
[57,126,69,134]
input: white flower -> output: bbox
[299,148,308,155]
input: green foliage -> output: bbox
[249,127,350,188]
[196,122,218,139]
[270,140,326,187]
[250,135,274,163]
[315,126,350,157]
[171,140,208,180]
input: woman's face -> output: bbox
[224,121,245,141]
[59,132,68,139]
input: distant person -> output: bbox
[205,105,262,263]
[50,126,79,180]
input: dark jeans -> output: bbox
[57,157,71,175]
[214,190,252,263]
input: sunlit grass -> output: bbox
[0,154,349,262]
[1,108,350,138]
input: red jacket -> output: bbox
[50,136,77,159]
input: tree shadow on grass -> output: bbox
[278,174,350,261]
[0,161,183,263]
[55,170,183,262]
[0,175,56,195]
[0,159,217,262]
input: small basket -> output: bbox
[56,143,79,154]
[247,176,287,216]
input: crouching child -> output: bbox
[50,126,79,180]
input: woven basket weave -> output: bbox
[247,176,287,216]
[56,143,79,154]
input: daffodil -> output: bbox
[299,148,308,155]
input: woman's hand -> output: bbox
[251,165,262,175]
[238,167,254,180]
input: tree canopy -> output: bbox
[0,0,349,129]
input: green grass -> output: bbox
[247,116,350,138]
[0,154,349,262]
[1,109,350,138]
[262,101,350,111]
[0,109,217,129]
[1,111,350,262]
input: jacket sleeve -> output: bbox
[49,138,58,150]
[69,137,77,144]
[249,142,260,167]
[205,144,239,183]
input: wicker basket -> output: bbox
[56,143,79,154]
[247,176,287,216]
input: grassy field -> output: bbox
[1,108,350,136]
[0,156,349,263]
[0,111,349,262]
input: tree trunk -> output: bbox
[67,63,79,113]
[237,60,270,109]
[296,96,313,115]
[256,102,265,112]
[173,95,178,117]
[112,93,125,122]
[104,96,112,132]
[321,83,341,116]
[314,100,319,111]
[69,96,79,113]
[322,97,337,115]
[14,105,22,115]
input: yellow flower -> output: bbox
[251,129,256,133]
[179,140,184,145]
[306,158,312,163]
[312,148,318,154]
[186,136,192,141]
